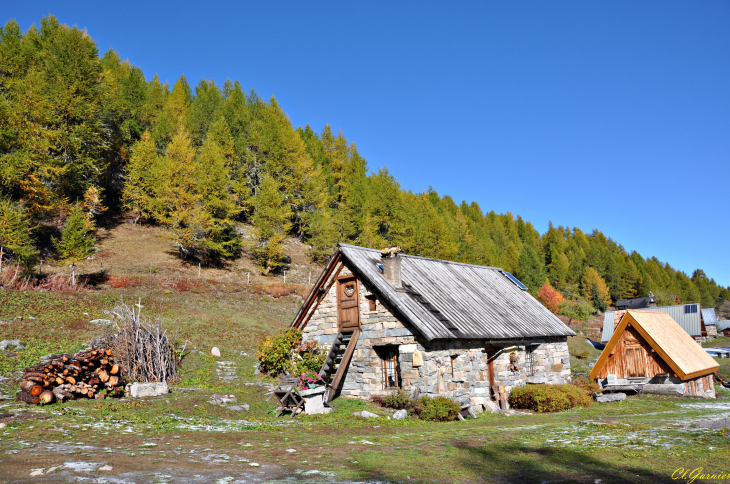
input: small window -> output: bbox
[366,295,377,311]
[524,347,535,376]
[450,355,457,375]
[685,304,698,314]
[382,350,399,389]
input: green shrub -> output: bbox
[508,384,592,413]
[412,396,461,422]
[375,389,413,409]
[572,375,601,394]
[570,348,590,359]
[558,299,596,321]
[256,328,326,377]
[294,349,327,375]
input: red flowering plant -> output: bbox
[297,370,324,391]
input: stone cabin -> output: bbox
[590,310,718,398]
[290,244,575,411]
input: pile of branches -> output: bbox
[105,300,181,383]
[18,348,127,405]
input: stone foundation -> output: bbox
[302,266,572,408]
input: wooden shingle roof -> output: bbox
[297,244,574,341]
[590,310,719,380]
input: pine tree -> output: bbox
[250,175,292,274]
[53,203,96,285]
[0,198,37,274]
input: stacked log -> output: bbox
[17,348,127,405]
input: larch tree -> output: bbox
[155,126,205,260]
[250,174,292,274]
[196,131,241,261]
[0,198,37,275]
[53,203,96,286]
[581,267,611,308]
[517,245,546,294]
[123,131,161,225]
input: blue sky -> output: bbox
[6,2,730,286]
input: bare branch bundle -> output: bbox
[107,300,180,384]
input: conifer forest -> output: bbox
[1,16,728,314]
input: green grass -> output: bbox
[567,334,603,373]
[703,336,730,348]
[2,278,730,482]
[2,391,729,483]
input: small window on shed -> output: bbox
[684,304,698,314]
[366,295,377,311]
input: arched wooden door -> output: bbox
[337,275,360,332]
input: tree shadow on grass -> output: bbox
[455,441,677,484]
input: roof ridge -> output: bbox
[337,243,504,271]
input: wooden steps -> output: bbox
[319,329,359,403]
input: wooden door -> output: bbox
[337,276,360,331]
[625,346,646,377]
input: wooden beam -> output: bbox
[291,252,341,329]
[327,329,359,403]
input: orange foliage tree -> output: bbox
[536,282,565,314]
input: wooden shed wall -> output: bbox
[596,326,673,379]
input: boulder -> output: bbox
[696,417,730,430]
[209,394,237,405]
[353,410,380,418]
[595,392,626,403]
[483,400,500,414]
[304,394,326,415]
[211,347,221,357]
[393,409,408,420]
[227,404,250,411]
[128,382,169,398]
[0,340,24,351]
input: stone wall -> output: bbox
[301,264,572,409]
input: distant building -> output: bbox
[702,308,719,337]
[718,320,730,337]
[615,294,657,310]
[590,310,718,398]
[601,303,703,342]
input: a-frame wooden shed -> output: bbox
[590,310,718,398]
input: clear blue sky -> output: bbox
[6,2,730,286]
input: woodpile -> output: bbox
[17,348,127,405]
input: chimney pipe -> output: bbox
[381,247,403,290]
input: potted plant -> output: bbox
[298,370,323,391]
